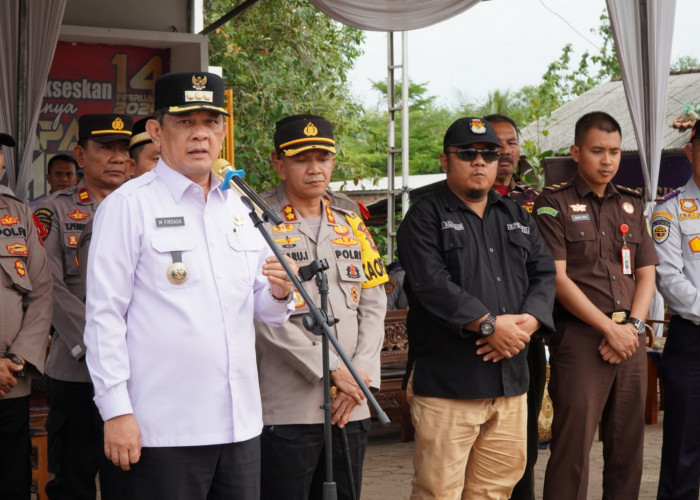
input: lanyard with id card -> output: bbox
[619,224,632,274]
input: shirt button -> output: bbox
[580,231,585,237]
[502,307,506,313]
[612,275,617,281]
[449,243,454,248]
[616,300,621,305]
[489,248,494,253]
[496,277,501,282]
[217,273,224,279]
[601,231,606,236]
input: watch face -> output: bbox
[480,315,496,336]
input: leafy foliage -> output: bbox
[205,0,365,190]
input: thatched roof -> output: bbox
[520,69,700,154]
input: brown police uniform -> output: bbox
[534,173,658,500]
[0,193,53,498]
[34,179,96,380]
[255,185,387,500]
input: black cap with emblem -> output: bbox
[154,71,230,117]
[79,114,133,143]
[0,132,16,147]
[274,114,336,157]
[443,117,500,150]
[129,116,153,151]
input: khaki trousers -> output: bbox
[407,373,527,499]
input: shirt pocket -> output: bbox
[63,231,82,276]
[150,232,201,290]
[507,229,531,280]
[612,220,642,266]
[0,242,32,293]
[680,219,700,261]
[564,221,596,263]
[226,229,262,287]
[335,260,365,310]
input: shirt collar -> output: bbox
[441,181,505,212]
[572,172,619,200]
[154,159,222,202]
[685,175,700,199]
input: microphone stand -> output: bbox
[238,196,390,500]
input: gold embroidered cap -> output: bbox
[274,114,335,157]
[79,114,133,143]
[154,71,230,116]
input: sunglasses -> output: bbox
[446,148,500,162]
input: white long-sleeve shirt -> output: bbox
[85,160,292,447]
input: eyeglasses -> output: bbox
[446,148,500,162]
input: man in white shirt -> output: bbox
[84,71,295,499]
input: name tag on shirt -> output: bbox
[156,217,185,227]
[571,214,591,222]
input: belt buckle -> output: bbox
[611,311,627,324]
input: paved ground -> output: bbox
[362,414,664,499]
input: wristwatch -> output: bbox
[627,317,646,336]
[479,314,497,337]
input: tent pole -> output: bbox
[15,0,28,186]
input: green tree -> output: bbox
[671,55,700,72]
[205,0,365,189]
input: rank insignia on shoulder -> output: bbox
[283,204,298,222]
[544,182,567,191]
[78,187,91,203]
[655,189,680,203]
[615,185,642,197]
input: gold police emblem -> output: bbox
[112,117,124,130]
[304,122,318,137]
[167,262,189,285]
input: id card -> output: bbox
[621,246,632,275]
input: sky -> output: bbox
[347,0,700,109]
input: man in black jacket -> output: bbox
[397,117,555,499]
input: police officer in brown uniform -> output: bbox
[533,112,658,500]
[256,114,387,500]
[33,114,132,500]
[0,131,53,500]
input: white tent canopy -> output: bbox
[308,0,480,31]
[0,0,678,203]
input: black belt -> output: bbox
[554,310,629,324]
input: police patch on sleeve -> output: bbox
[651,218,670,244]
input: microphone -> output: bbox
[212,159,282,226]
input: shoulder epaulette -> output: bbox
[655,189,681,203]
[615,185,643,197]
[543,181,569,192]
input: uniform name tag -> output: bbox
[156,217,185,227]
[571,214,591,221]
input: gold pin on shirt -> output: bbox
[234,214,245,226]
[167,251,189,285]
